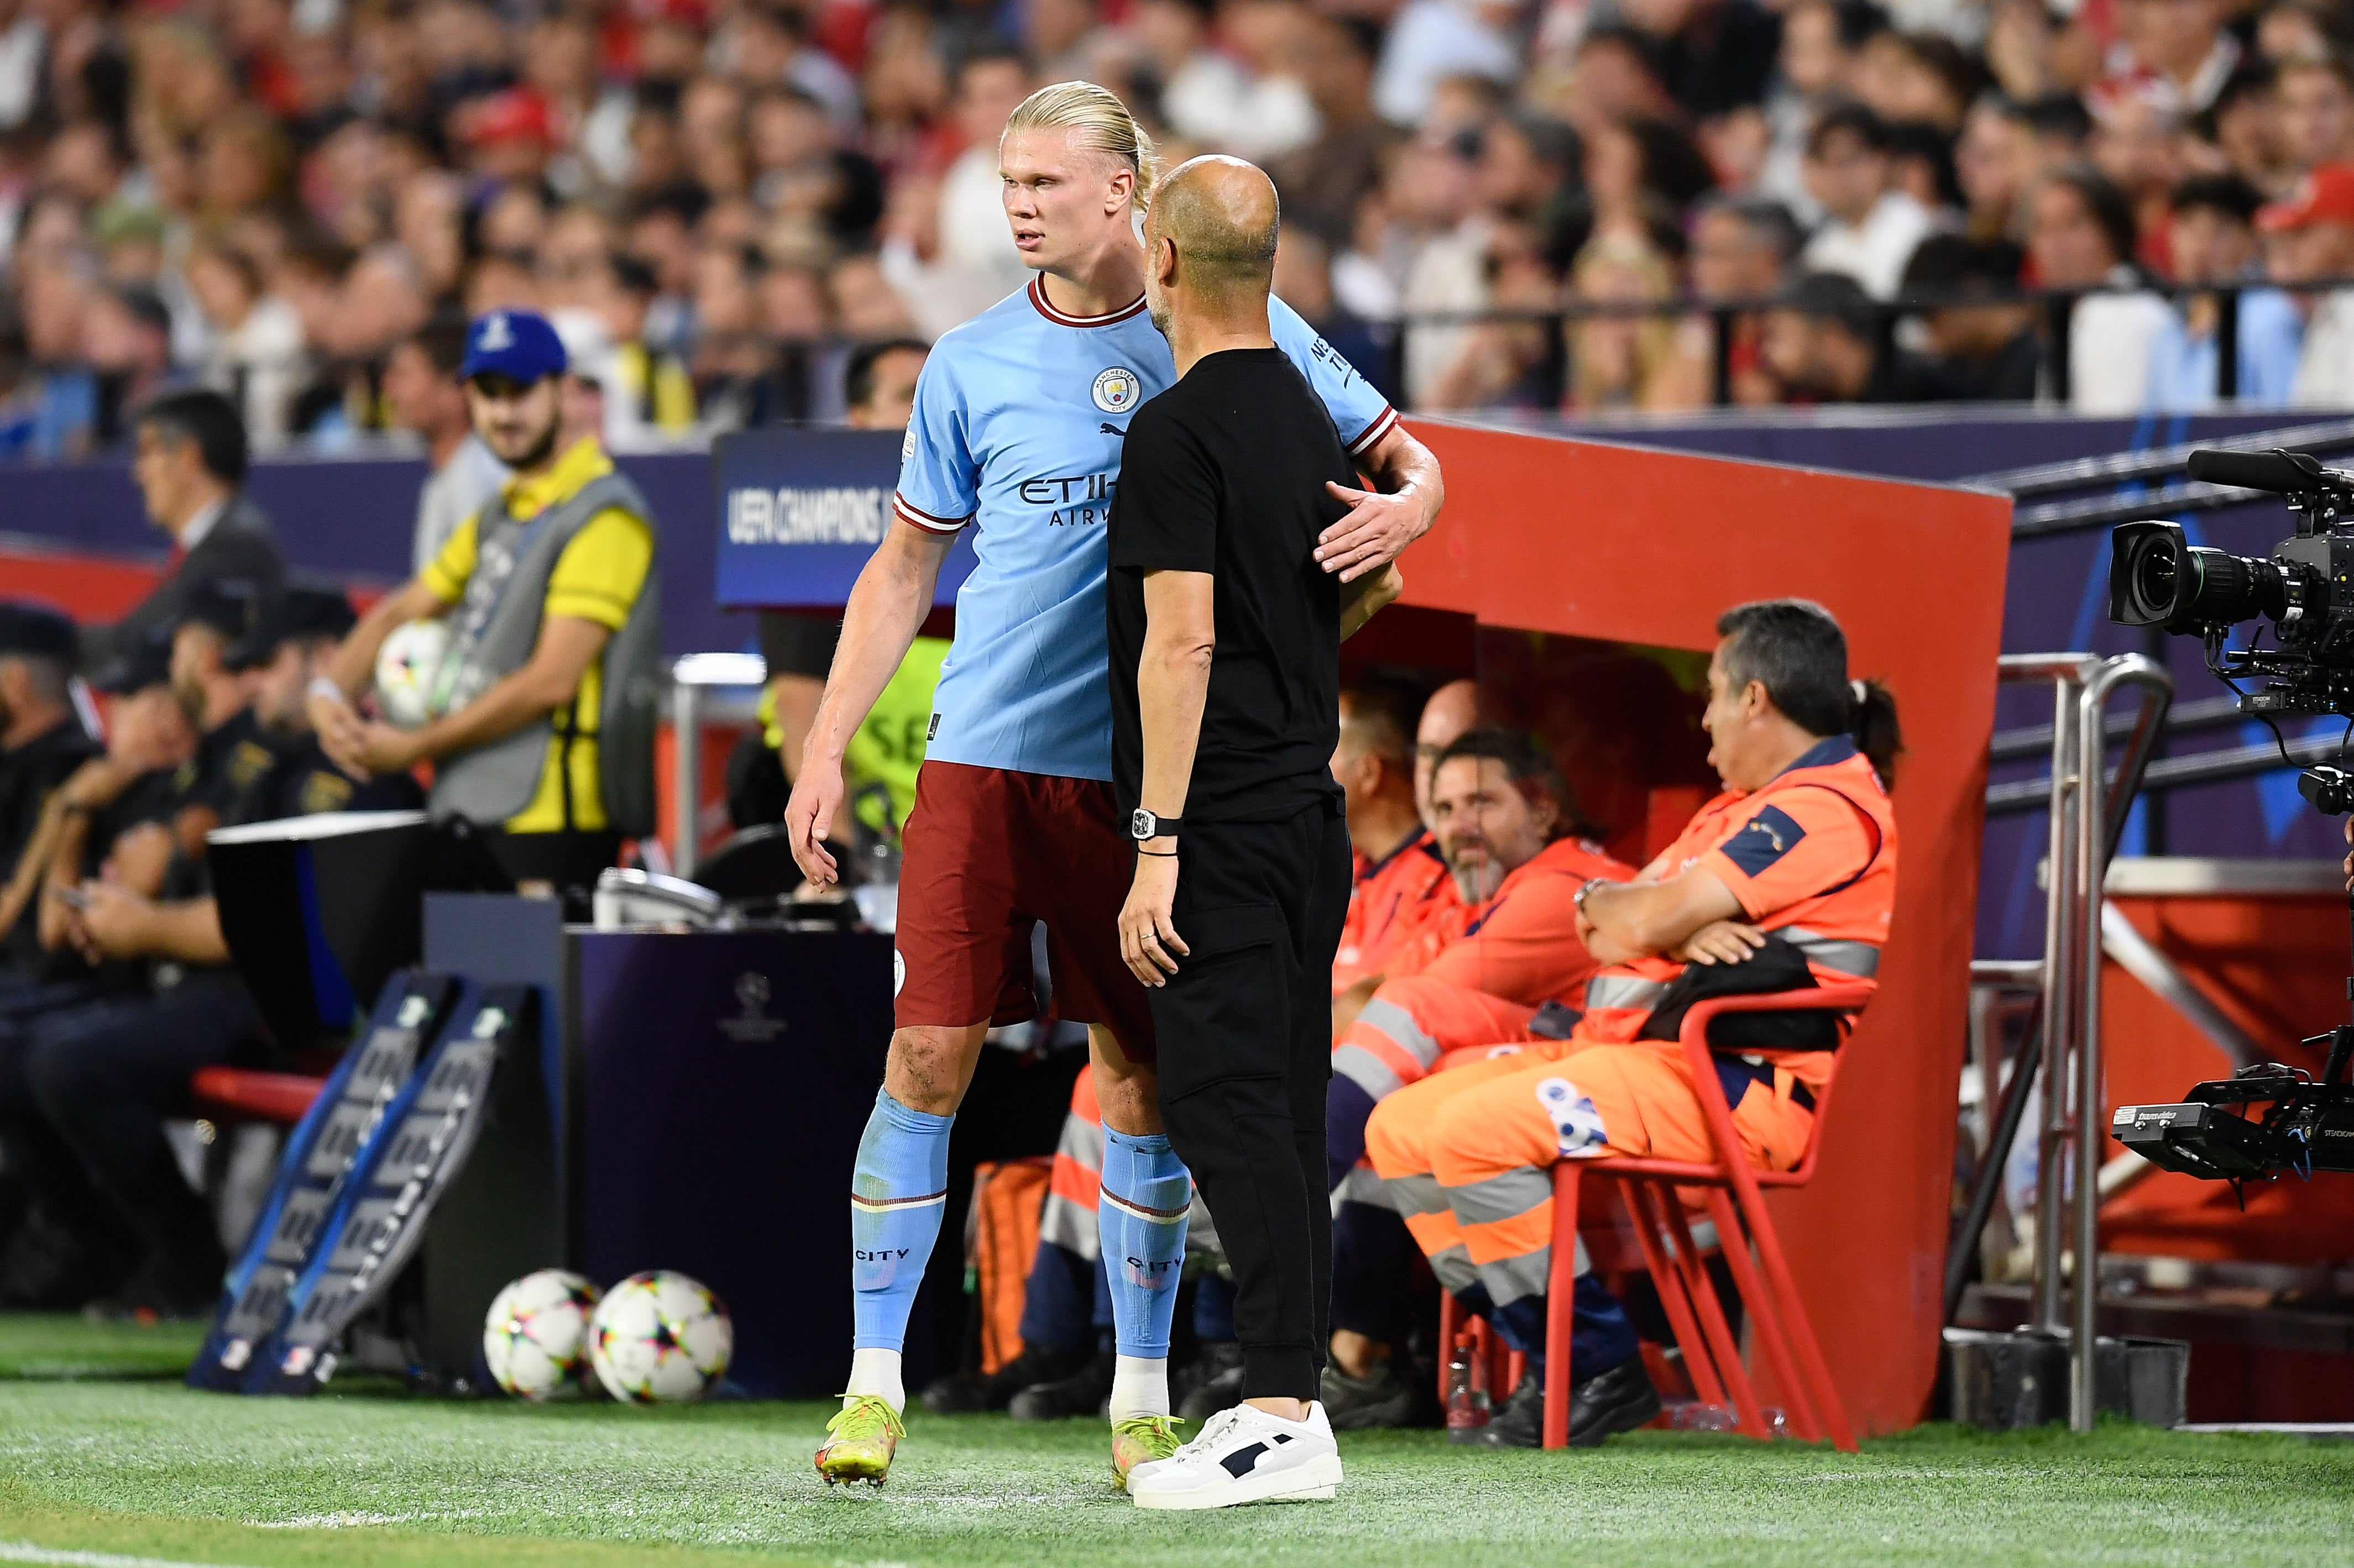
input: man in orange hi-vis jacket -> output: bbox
[1319,726,1633,1426]
[1366,600,1902,1450]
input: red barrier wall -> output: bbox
[1400,420,2013,1433]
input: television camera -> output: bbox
[2107,448,2354,1182]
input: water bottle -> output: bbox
[1445,1334,1490,1443]
[1666,1401,1788,1436]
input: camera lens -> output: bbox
[2132,544,2181,617]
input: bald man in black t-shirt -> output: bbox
[1107,154,1411,1512]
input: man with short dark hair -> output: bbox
[1762,271,1955,403]
[84,389,286,688]
[2146,172,2304,407]
[1901,234,2041,400]
[1800,103,1933,298]
[2261,162,2354,405]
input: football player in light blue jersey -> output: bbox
[794,81,1440,1492]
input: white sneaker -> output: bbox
[1127,1401,1343,1511]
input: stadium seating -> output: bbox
[1543,985,1875,1452]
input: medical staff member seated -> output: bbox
[308,310,661,905]
[1366,599,1901,1449]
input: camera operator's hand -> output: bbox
[1677,920,1767,967]
[2343,816,2352,894]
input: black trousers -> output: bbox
[1150,799,1350,1402]
[0,971,257,1252]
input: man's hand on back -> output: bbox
[1317,482,1427,583]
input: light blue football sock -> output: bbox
[1098,1128,1190,1359]
[849,1088,954,1352]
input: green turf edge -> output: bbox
[0,1481,836,1568]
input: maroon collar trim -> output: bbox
[1028,276,1148,327]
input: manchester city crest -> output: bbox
[1093,366,1141,414]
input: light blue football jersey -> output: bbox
[894,276,1398,782]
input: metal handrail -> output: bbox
[2067,654,2173,1432]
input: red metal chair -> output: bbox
[185,1066,329,1126]
[1542,984,1872,1452]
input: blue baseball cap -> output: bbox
[460,308,568,385]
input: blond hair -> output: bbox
[1002,81,1162,209]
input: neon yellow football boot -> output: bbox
[816,1396,905,1488]
[1111,1414,1185,1492]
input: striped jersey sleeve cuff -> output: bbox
[893,493,974,534]
[1347,405,1401,457]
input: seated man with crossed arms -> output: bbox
[1367,599,1901,1450]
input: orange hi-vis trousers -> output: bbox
[1362,1036,1817,1313]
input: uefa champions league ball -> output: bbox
[374,617,452,730]
[483,1269,602,1401]
[588,1271,733,1404]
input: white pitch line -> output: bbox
[0,1544,262,1568]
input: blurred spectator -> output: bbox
[1957,95,2043,240]
[1801,103,1936,297]
[1562,230,1685,411]
[1269,12,1399,239]
[1856,29,1984,133]
[935,46,1036,310]
[384,313,508,575]
[2254,2,2351,69]
[2091,0,2237,119]
[2027,162,2172,411]
[2203,62,2287,196]
[2258,162,2354,407]
[2091,92,2185,272]
[1373,0,1518,128]
[82,285,179,449]
[1759,0,1875,224]
[594,253,698,443]
[1672,192,1803,405]
[1762,269,1954,401]
[2276,55,2354,177]
[2143,172,2302,408]
[844,337,929,429]
[1901,233,2040,398]
[185,237,306,447]
[1272,222,1393,403]
[1619,0,1782,121]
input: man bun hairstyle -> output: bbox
[1716,598,1904,784]
[1002,81,1162,209]
[1432,725,1605,841]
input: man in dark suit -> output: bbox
[83,389,286,686]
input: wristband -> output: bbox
[308,677,350,706]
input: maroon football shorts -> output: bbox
[892,760,1156,1063]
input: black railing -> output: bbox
[1388,274,2354,414]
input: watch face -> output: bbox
[1131,809,1153,840]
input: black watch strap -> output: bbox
[1131,807,1184,841]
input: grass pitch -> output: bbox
[2,1314,2350,1568]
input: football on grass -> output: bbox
[483,1269,602,1401]
[588,1271,733,1404]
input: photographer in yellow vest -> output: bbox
[308,310,662,905]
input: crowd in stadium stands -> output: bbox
[9,0,2354,458]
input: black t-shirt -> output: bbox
[1106,347,1351,825]
[0,718,101,977]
